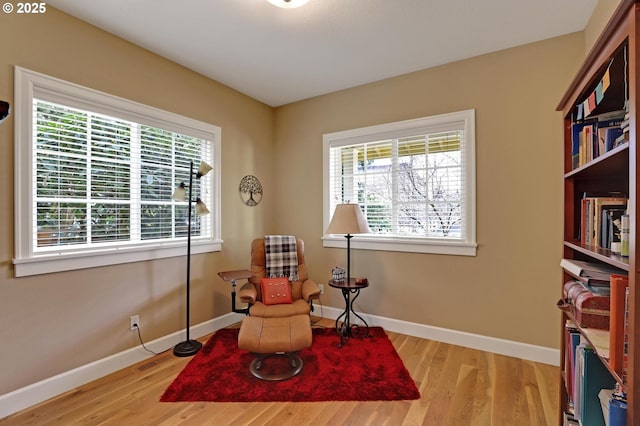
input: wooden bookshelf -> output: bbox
[557,1,639,424]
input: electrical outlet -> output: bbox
[318,284,324,295]
[129,315,139,331]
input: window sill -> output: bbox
[322,235,477,256]
[12,240,223,277]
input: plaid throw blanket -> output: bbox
[264,235,299,281]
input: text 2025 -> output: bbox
[17,2,46,13]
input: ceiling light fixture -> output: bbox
[267,0,309,8]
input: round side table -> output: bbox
[328,278,370,347]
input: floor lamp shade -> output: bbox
[326,203,370,284]
[172,160,211,357]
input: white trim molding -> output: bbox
[319,306,559,366]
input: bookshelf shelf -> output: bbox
[557,1,639,424]
[563,142,628,180]
[567,316,624,385]
[564,241,630,271]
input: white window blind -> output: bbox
[14,67,222,276]
[323,110,476,256]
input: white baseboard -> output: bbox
[0,312,243,420]
[1,308,559,420]
[316,305,560,366]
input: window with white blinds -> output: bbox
[14,67,222,276]
[323,110,476,255]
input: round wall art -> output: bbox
[239,175,263,206]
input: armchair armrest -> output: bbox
[301,278,321,301]
[238,282,258,304]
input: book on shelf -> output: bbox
[609,274,629,376]
[565,322,581,404]
[572,120,594,169]
[600,206,626,251]
[604,127,624,151]
[597,117,624,154]
[579,195,627,248]
[574,342,586,420]
[578,345,617,426]
[560,258,625,286]
[622,286,630,386]
[620,213,629,257]
[598,388,627,426]
[610,395,628,426]
[595,198,626,248]
[577,280,611,296]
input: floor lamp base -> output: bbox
[173,339,202,357]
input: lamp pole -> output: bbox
[173,161,203,357]
[345,233,353,284]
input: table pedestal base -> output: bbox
[329,279,370,348]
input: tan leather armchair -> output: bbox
[238,237,320,317]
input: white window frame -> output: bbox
[322,110,477,256]
[13,66,222,277]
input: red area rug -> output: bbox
[161,326,420,402]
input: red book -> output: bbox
[609,274,629,375]
[623,286,630,386]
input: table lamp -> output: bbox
[326,203,370,283]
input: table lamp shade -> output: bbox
[326,203,370,235]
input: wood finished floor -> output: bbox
[0,318,559,425]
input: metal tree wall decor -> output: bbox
[239,175,263,206]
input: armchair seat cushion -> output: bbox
[249,299,311,317]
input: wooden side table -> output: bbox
[328,278,370,347]
[218,269,255,315]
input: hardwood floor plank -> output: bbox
[534,362,560,425]
[493,354,537,426]
[421,342,466,425]
[0,321,559,426]
[449,363,481,424]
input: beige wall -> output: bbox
[273,32,585,350]
[0,9,275,394]
[584,0,623,53]
[0,2,613,398]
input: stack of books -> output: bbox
[571,111,626,169]
[578,194,627,251]
[560,258,623,287]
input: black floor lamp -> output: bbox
[171,160,212,357]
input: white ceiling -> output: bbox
[46,0,598,107]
